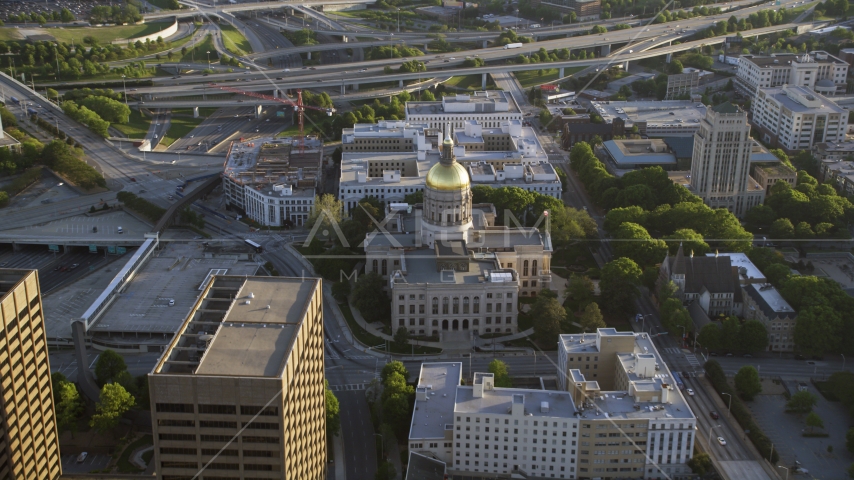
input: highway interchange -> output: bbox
[1,0,840,477]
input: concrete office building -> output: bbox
[0,269,61,480]
[734,51,849,96]
[557,329,696,479]
[407,329,697,480]
[588,100,708,137]
[366,127,552,336]
[223,137,323,227]
[752,85,846,153]
[405,91,523,129]
[743,283,797,352]
[338,121,558,214]
[752,162,797,194]
[688,103,765,218]
[149,276,326,480]
[815,141,854,163]
[665,71,700,100]
[342,120,433,153]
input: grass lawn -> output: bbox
[172,107,219,117]
[220,23,253,56]
[116,435,152,473]
[338,303,385,347]
[160,116,204,147]
[515,67,585,88]
[443,75,496,90]
[276,124,301,138]
[179,35,218,64]
[112,109,152,139]
[50,22,174,45]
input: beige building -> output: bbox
[149,276,326,480]
[665,70,700,100]
[752,163,797,194]
[743,283,797,352]
[559,329,697,480]
[689,103,765,218]
[734,51,849,96]
[0,269,61,480]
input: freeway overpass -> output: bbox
[143,0,376,21]
[130,22,818,99]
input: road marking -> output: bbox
[685,354,701,367]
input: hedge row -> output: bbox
[705,360,779,463]
[116,191,166,223]
[31,115,82,149]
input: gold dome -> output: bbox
[425,161,470,191]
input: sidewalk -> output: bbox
[331,430,346,480]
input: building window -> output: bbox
[463,297,470,314]
[443,298,449,315]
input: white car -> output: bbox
[76,452,88,463]
[686,388,694,396]
[717,437,727,446]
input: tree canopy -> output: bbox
[734,365,762,400]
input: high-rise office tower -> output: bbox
[0,269,61,480]
[149,276,326,480]
[689,103,765,218]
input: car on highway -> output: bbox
[359,68,367,72]
[54,265,62,271]
[309,67,317,70]
[709,411,719,420]
[276,77,283,80]
[76,452,88,463]
[717,437,726,446]
[70,264,79,269]
[686,388,694,396]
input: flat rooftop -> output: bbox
[399,252,514,286]
[410,362,462,439]
[744,283,796,318]
[741,51,846,67]
[155,276,320,378]
[759,85,845,114]
[224,136,322,188]
[590,100,707,127]
[90,242,260,336]
[406,91,518,115]
[603,139,676,166]
[705,252,766,283]
[755,163,796,177]
[0,269,30,299]
[455,386,577,417]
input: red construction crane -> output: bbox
[209,84,334,153]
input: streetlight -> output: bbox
[373,432,384,461]
[778,465,789,480]
[397,8,400,33]
[206,50,211,70]
[708,424,722,446]
[121,75,128,106]
[638,313,653,333]
[721,392,732,417]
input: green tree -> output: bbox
[739,320,769,353]
[697,323,721,351]
[89,383,135,434]
[805,411,824,432]
[51,372,68,404]
[793,305,842,357]
[352,272,391,324]
[94,349,127,386]
[393,327,410,352]
[565,274,594,312]
[847,427,854,454]
[613,222,668,267]
[56,381,84,436]
[530,294,567,343]
[352,199,380,229]
[786,390,818,414]
[744,204,777,230]
[734,365,762,400]
[667,59,684,75]
[375,461,396,480]
[663,228,709,256]
[770,218,795,239]
[325,380,341,437]
[687,452,712,476]
[331,280,351,302]
[307,194,344,235]
[579,302,606,333]
[848,463,854,478]
[764,263,792,287]
[60,7,74,22]
[381,360,410,383]
[488,359,512,387]
[599,257,642,313]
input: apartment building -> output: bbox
[743,283,797,352]
[734,51,849,96]
[222,137,321,227]
[405,91,523,129]
[149,276,326,480]
[0,269,61,480]
[752,85,846,153]
[688,103,765,218]
[558,329,696,479]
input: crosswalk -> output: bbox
[328,383,367,392]
[661,347,683,354]
[684,354,701,367]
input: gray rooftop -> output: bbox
[603,139,676,166]
[590,100,707,127]
[741,51,846,67]
[410,362,463,439]
[195,324,297,377]
[744,283,797,320]
[758,85,845,115]
[223,277,316,325]
[455,386,577,417]
[405,451,446,480]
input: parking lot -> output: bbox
[747,381,851,479]
[0,0,100,22]
[60,452,111,474]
